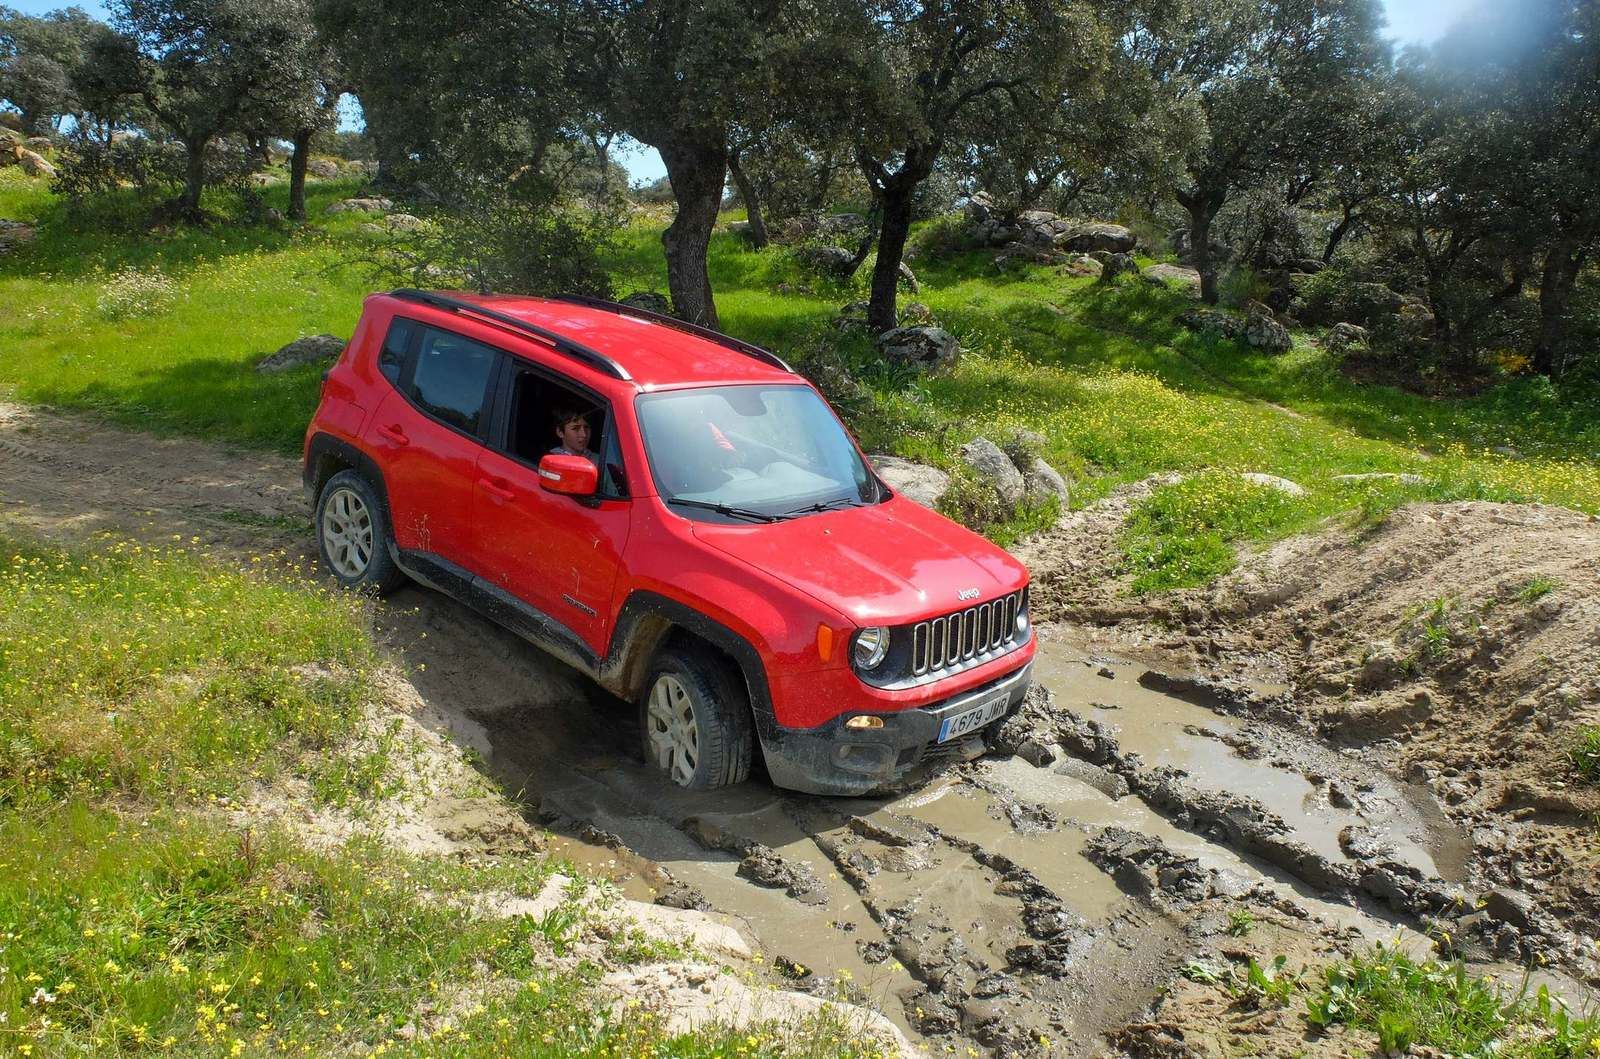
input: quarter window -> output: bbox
[408,328,498,433]
[379,318,415,384]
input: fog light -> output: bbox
[844,715,884,730]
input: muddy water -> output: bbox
[1031,628,1472,885]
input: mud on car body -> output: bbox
[304,289,1035,795]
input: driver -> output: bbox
[549,405,600,467]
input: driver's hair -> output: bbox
[551,404,589,430]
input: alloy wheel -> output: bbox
[321,486,374,579]
[646,674,700,786]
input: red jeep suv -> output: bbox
[304,289,1035,795]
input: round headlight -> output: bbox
[853,627,890,670]
[1017,590,1030,633]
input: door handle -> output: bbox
[377,423,408,445]
[478,476,515,502]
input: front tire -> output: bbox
[316,470,406,594]
[639,646,754,789]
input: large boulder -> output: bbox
[960,437,1025,508]
[1097,252,1137,284]
[1244,305,1293,354]
[798,244,855,276]
[1022,457,1069,506]
[870,455,950,509]
[0,219,36,253]
[1325,322,1369,355]
[1178,307,1244,340]
[1061,222,1136,255]
[255,334,347,373]
[326,196,392,215]
[875,326,960,375]
[1141,263,1201,295]
[15,148,55,178]
[620,290,672,315]
[307,158,340,179]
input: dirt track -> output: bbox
[3,400,1596,1057]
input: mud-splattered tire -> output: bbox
[316,470,406,594]
[639,646,754,789]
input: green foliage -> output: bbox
[1518,576,1558,602]
[1226,908,1256,937]
[1304,946,1598,1059]
[0,533,376,807]
[1121,471,1315,593]
[1570,728,1600,783]
[1228,955,1300,1009]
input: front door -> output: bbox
[472,369,632,655]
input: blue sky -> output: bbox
[10,0,1483,184]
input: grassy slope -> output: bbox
[2,167,1598,583]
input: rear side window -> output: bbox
[408,328,498,433]
[379,318,415,384]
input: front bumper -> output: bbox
[759,661,1034,796]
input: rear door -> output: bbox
[472,363,632,655]
[364,323,502,574]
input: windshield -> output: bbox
[636,384,878,520]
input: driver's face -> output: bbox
[556,417,590,452]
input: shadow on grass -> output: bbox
[26,355,323,455]
[0,177,370,282]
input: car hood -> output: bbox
[690,496,1028,625]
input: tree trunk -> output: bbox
[1322,205,1357,263]
[288,128,312,222]
[180,137,209,221]
[726,149,769,249]
[658,137,727,328]
[1533,237,1584,378]
[1182,193,1222,306]
[867,179,915,333]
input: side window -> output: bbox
[600,421,628,498]
[408,328,498,434]
[378,318,415,385]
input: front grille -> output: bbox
[910,588,1026,677]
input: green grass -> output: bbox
[4,168,1600,588]
[1305,946,1599,1058]
[1520,576,1560,603]
[1571,727,1600,783]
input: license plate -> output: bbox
[937,691,1011,743]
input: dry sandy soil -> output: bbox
[4,400,1598,1057]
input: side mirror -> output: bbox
[537,453,599,497]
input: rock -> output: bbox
[0,219,37,252]
[898,301,934,325]
[1482,888,1537,932]
[870,454,950,509]
[1244,305,1293,354]
[1239,472,1305,497]
[1177,307,1243,340]
[620,290,671,315]
[798,244,855,275]
[326,196,392,215]
[384,212,424,231]
[898,261,919,293]
[23,136,53,152]
[1326,321,1369,354]
[964,192,997,225]
[263,207,284,223]
[831,300,870,331]
[307,158,339,179]
[1060,254,1102,279]
[255,334,347,374]
[959,437,1025,507]
[15,149,55,178]
[1061,221,1136,254]
[1016,739,1056,768]
[875,326,960,375]
[1022,457,1069,506]
[1097,252,1137,283]
[1141,263,1202,294]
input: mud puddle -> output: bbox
[1031,626,1473,886]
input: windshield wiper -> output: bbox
[665,497,786,523]
[780,496,865,517]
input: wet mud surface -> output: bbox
[3,402,1597,1056]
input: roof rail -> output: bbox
[551,294,794,374]
[389,289,631,381]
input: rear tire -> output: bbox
[639,646,754,789]
[316,470,406,594]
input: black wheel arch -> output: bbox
[305,433,394,531]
